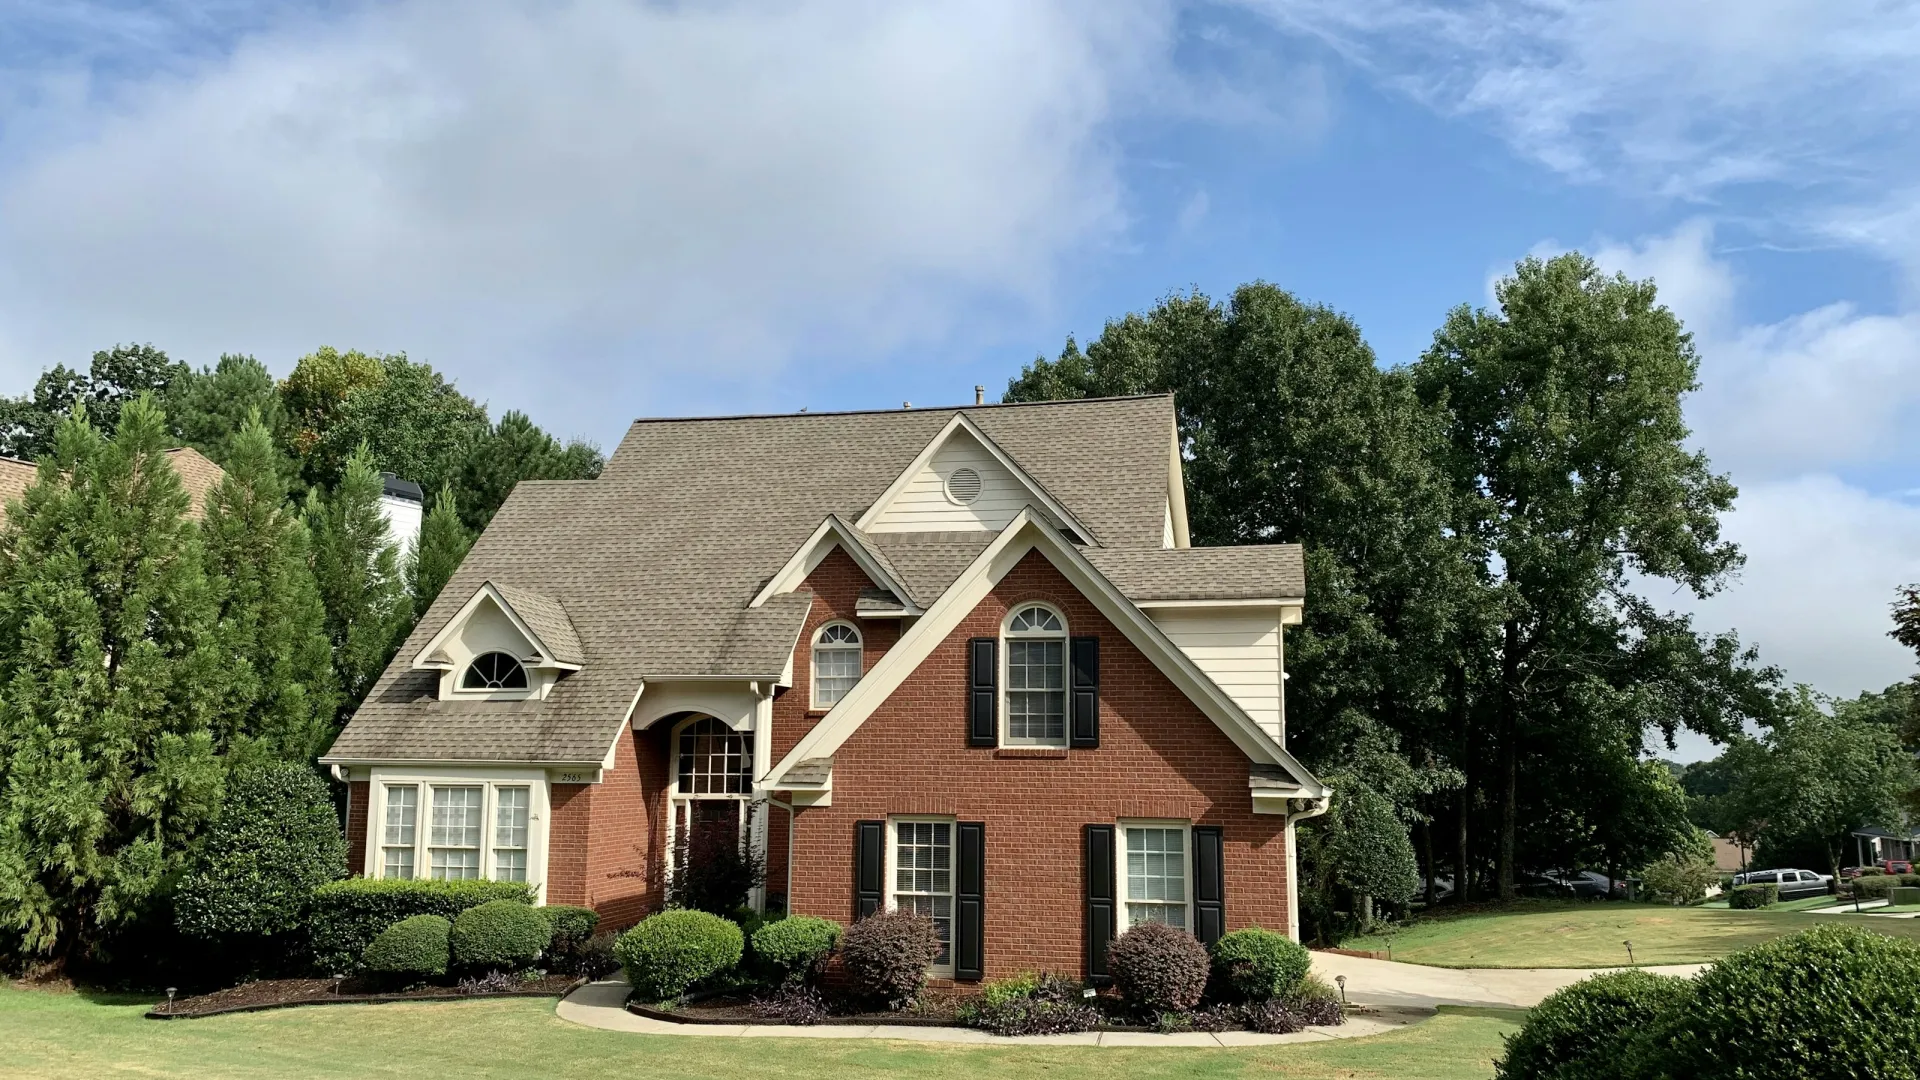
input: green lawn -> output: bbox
[0,984,1524,1080]
[1698,894,1838,912]
[1345,901,1920,967]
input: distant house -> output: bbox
[321,395,1332,984]
[1851,826,1920,868]
[1705,831,1747,872]
[379,472,425,555]
[0,447,227,521]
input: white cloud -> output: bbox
[0,0,1184,433]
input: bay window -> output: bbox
[371,775,544,890]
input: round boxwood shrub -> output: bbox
[451,899,552,973]
[540,905,602,972]
[308,878,536,974]
[1210,927,1312,1002]
[1108,922,1210,1014]
[1493,969,1694,1080]
[752,914,841,985]
[1645,924,1920,1078]
[839,910,940,1009]
[615,910,744,1001]
[363,914,452,979]
[1728,882,1778,909]
[174,762,346,947]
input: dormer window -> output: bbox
[812,622,863,708]
[1004,604,1067,746]
[462,651,529,691]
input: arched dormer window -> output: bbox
[462,651,529,691]
[1004,604,1066,746]
[812,622,863,708]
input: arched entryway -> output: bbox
[664,714,758,905]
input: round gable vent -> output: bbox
[945,467,982,505]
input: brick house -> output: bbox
[321,395,1329,984]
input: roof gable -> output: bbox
[414,581,584,671]
[751,515,920,612]
[859,413,1097,543]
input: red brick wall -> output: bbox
[345,780,370,877]
[769,547,900,764]
[582,722,668,928]
[784,549,1289,980]
[548,782,592,906]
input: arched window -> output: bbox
[812,622,863,708]
[1004,604,1066,745]
[462,651,528,691]
[668,716,755,901]
[675,716,753,796]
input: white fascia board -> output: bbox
[749,515,921,612]
[1133,598,1305,610]
[853,412,1101,546]
[766,510,1328,798]
[1167,425,1191,549]
[410,581,582,672]
[315,754,607,770]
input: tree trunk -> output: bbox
[1423,818,1437,906]
[1455,789,1470,904]
[1358,893,1374,934]
[1497,619,1522,902]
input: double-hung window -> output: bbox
[1004,604,1067,746]
[890,818,955,974]
[493,787,531,882]
[812,623,863,707]
[376,780,538,886]
[431,786,485,879]
[382,784,419,879]
[1122,823,1190,930]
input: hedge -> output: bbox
[1852,873,1920,901]
[451,899,552,973]
[1493,969,1693,1080]
[1728,883,1777,909]
[1210,927,1312,1002]
[541,905,601,957]
[363,915,452,979]
[615,910,744,1002]
[173,762,346,943]
[309,878,534,973]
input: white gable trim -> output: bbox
[1167,426,1191,549]
[854,412,1100,545]
[411,581,582,672]
[767,509,1327,797]
[750,515,921,612]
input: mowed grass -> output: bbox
[0,984,1525,1080]
[1346,901,1920,967]
[1699,893,1838,912]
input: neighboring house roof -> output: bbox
[0,448,226,521]
[327,395,1312,771]
[1852,826,1920,840]
[1084,545,1306,602]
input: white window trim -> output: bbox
[885,815,958,979]
[366,767,551,902]
[1001,602,1069,748]
[1117,819,1193,933]
[451,649,537,701]
[809,621,864,710]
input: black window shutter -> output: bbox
[968,637,997,747]
[1193,825,1225,946]
[1069,636,1099,748]
[854,820,884,919]
[955,822,985,981]
[1084,824,1116,982]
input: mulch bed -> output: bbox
[146,974,582,1019]
[629,990,1362,1033]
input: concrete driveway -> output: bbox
[1311,952,1707,1010]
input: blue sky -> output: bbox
[3,1,1918,759]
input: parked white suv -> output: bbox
[1732,869,1834,900]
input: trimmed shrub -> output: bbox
[1854,873,1920,901]
[960,973,1100,1036]
[309,878,534,973]
[1646,924,1920,1078]
[1728,883,1778,909]
[173,763,346,959]
[1210,927,1311,1002]
[752,915,841,986]
[1108,922,1210,1014]
[363,915,452,979]
[1284,974,1345,1027]
[839,910,940,1010]
[539,905,601,969]
[1493,969,1693,1080]
[574,930,623,981]
[614,910,744,1002]
[1860,867,1887,876]
[1638,856,1717,905]
[451,899,551,973]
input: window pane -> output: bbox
[430,786,483,880]
[1007,639,1065,742]
[492,787,530,882]
[814,644,862,706]
[382,785,418,879]
[677,717,753,795]
[1125,827,1187,930]
[894,821,954,967]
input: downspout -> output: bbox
[1286,795,1331,944]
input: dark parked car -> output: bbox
[1733,868,1834,900]
[1541,869,1614,898]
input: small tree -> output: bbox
[407,486,471,620]
[667,815,767,915]
[306,444,410,712]
[1738,688,1915,878]
[1319,774,1420,932]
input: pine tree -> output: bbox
[305,444,409,712]
[200,412,340,762]
[408,486,472,620]
[167,354,288,468]
[0,397,230,959]
[452,410,602,533]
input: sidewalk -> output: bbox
[1308,952,1706,1010]
[554,979,1430,1046]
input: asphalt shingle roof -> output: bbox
[1084,545,1306,601]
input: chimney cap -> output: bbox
[974,385,985,405]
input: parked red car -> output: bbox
[1881,860,1914,874]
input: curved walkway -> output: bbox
[555,980,1429,1046]
[1309,952,1707,1010]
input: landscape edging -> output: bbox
[144,977,587,1020]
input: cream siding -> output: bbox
[1147,609,1284,742]
[1162,500,1175,548]
[866,434,1041,533]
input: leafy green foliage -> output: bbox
[959,974,1099,1036]
[750,914,841,985]
[173,762,344,945]
[452,410,602,534]
[307,355,488,498]
[308,877,533,974]
[407,486,471,620]
[1107,921,1210,1014]
[1310,774,1420,931]
[1493,969,1694,1080]
[614,909,744,1002]
[1637,854,1718,905]
[363,914,452,979]
[280,348,388,483]
[166,355,288,469]
[839,910,941,1009]
[305,445,410,711]
[1850,874,1920,900]
[539,905,601,969]
[1648,925,1920,1078]
[1209,927,1312,1002]
[0,397,231,957]
[0,344,191,459]
[1728,883,1778,909]
[450,899,551,973]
